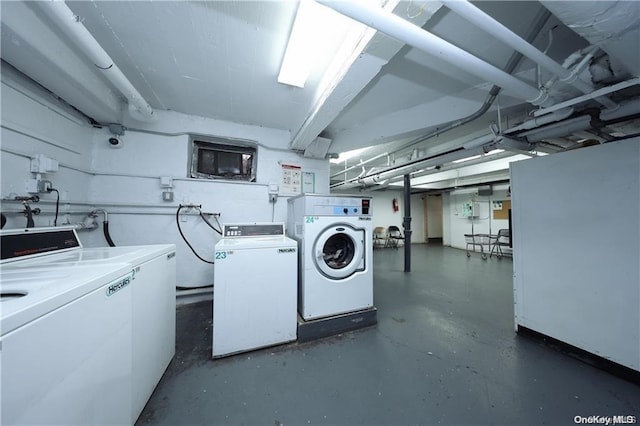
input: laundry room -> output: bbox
[1,1,640,425]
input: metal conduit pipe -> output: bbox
[520,116,592,142]
[442,0,618,110]
[315,0,555,107]
[334,97,640,190]
[600,98,640,122]
[507,107,575,132]
[348,7,551,174]
[37,2,155,121]
[330,107,582,190]
[333,146,486,190]
[329,152,389,179]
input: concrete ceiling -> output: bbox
[1,0,638,192]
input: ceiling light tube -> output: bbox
[278,0,322,88]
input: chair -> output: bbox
[373,227,387,249]
[386,225,405,249]
[490,229,511,258]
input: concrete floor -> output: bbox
[137,245,640,425]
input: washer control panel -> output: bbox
[313,197,371,216]
[223,223,285,238]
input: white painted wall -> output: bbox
[442,184,510,251]
[365,189,426,244]
[1,69,95,230]
[1,70,329,287]
[88,125,329,286]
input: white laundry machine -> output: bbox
[287,194,373,320]
[0,226,176,425]
[213,223,298,358]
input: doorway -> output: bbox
[424,194,443,243]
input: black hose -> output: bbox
[51,189,60,226]
[25,204,35,228]
[176,205,215,264]
[198,210,222,235]
[176,284,214,290]
[103,221,116,247]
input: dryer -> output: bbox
[287,194,373,320]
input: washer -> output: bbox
[287,194,373,320]
[213,223,297,358]
[0,226,176,425]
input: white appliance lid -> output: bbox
[215,235,297,250]
[0,262,133,335]
[3,245,175,268]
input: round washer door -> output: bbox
[314,224,364,279]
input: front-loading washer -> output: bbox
[287,194,373,320]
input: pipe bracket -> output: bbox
[527,90,550,107]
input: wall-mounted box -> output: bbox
[462,202,479,218]
[30,154,59,174]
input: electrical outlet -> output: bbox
[268,183,278,203]
[38,180,53,193]
[162,191,174,202]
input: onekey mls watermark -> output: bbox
[574,416,637,425]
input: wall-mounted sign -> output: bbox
[302,172,315,193]
[282,164,302,194]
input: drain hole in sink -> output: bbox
[1,291,28,300]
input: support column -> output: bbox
[403,174,412,272]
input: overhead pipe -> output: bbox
[330,107,587,190]
[533,77,640,117]
[329,152,389,179]
[333,89,638,189]
[344,7,551,177]
[442,0,618,110]
[315,0,555,107]
[542,46,600,92]
[37,1,155,121]
[600,98,640,122]
[331,146,486,189]
[539,0,640,79]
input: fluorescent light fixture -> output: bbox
[278,0,395,88]
[453,154,482,164]
[278,0,330,88]
[330,147,369,164]
[452,149,505,164]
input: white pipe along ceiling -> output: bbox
[316,0,555,107]
[441,0,618,109]
[1,0,639,193]
[36,1,155,122]
[323,0,640,190]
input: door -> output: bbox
[313,224,365,279]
